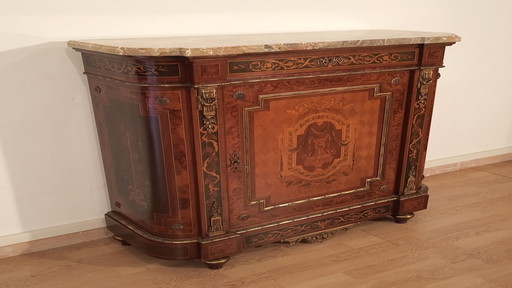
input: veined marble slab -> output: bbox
[67,30,461,57]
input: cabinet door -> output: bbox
[222,71,410,229]
[88,77,200,238]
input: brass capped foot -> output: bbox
[202,256,230,270]
[393,213,415,224]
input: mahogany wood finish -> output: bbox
[73,36,456,269]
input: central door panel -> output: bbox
[249,87,385,208]
[222,72,409,229]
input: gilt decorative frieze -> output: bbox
[228,51,416,74]
[404,68,434,194]
[197,87,225,236]
[197,87,218,134]
[245,205,390,246]
[278,224,357,245]
[84,54,180,77]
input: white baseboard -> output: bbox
[425,146,512,168]
[0,218,110,258]
[425,146,512,176]
[0,218,106,247]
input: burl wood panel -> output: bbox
[223,71,410,229]
[87,76,200,239]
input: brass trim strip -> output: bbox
[107,212,240,244]
[107,212,200,244]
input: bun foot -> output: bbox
[202,256,230,270]
[112,235,131,246]
[393,213,415,224]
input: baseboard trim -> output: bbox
[0,218,110,258]
[1,147,511,258]
[424,147,512,176]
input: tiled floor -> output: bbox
[1,161,511,287]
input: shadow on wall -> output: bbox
[0,42,109,240]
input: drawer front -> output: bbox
[191,46,419,84]
[222,70,409,229]
[227,47,418,79]
[81,52,188,85]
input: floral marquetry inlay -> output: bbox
[228,51,416,73]
[83,54,180,77]
[245,205,390,246]
[279,111,355,184]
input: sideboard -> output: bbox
[68,30,460,269]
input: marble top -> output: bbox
[67,30,461,57]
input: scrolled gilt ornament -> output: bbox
[277,224,358,245]
[197,87,218,134]
[404,68,435,194]
[208,201,224,236]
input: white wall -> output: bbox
[1,0,511,243]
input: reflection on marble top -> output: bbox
[67,30,461,57]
